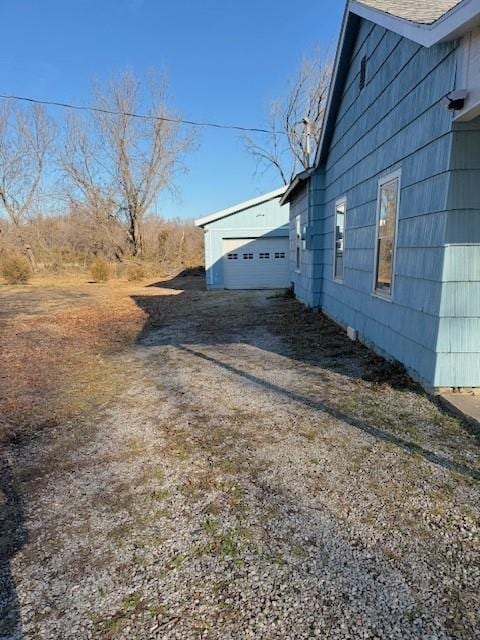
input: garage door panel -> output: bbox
[223,237,290,289]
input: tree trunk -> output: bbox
[177,231,185,266]
[129,214,144,257]
[14,223,37,270]
[24,245,37,270]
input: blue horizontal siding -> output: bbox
[434,120,480,385]
[289,16,480,389]
[289,183,317,307]
[435,354,480,388]
[305,17,461,389]
[203,197,289,289]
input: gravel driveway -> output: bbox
[2,277,479,639]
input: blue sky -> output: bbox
[1,0,343,220]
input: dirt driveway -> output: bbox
[1,275,479,639]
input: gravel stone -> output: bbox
[1,286,479,639]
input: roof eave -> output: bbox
[351,0,480,47]
[279,168,314,205]
[313,0,480,170]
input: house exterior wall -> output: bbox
[309,19,461,388]
[288,172,327,307]
[436,117,480,387]
[288,182,313,306]
[202,197,289,290]
[456,26,480,121]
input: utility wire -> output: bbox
[0,92,284,135]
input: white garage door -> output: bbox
[223,237,290,289]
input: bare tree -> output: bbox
[62,72,194,258]
[245,54,332,184]
[0,102,55,267]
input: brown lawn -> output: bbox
[0,273,185,444]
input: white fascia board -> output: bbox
[424,0,480,43]
[349,0,480,47]
[194,186,287,228]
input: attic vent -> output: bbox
[359,56,367,90]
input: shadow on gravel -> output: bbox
[132,275,479,482]
[0,454,27,640]
[177,345,480,482]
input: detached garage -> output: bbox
[195,187,289,290]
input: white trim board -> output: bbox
[454,25,480,120]
[372,168,402,301]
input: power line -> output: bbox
[0,92,284,135]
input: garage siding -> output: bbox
[201,194,289,290]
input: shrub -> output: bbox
[1,255,32,285]
[90,257,110,283]
[126,263,145,282]
[113,262,126,279]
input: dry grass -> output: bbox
[0,273,185,444]
[1,280,479,640]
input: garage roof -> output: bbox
[195,186,287,228]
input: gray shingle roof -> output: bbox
[356,0,464,24]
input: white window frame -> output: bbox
[295,214,302,273]
[372,169,401,301]
[333,196,347,283]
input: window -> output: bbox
[274,252,285,259]
[374,171,401,297]
[295,215,302,272]
[243,253,253,260]
[227,253,238,260]
[334,198,346,281]
[359,56,367,90]
[259,252,270,259]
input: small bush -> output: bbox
[47,261,64,275]
[90,257,110,283]
[1,255,32,285]
[113,262,126,279]
[126,263,145,282]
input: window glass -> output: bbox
[334,200,346,280]
[375,177,399,296]
[295,215,301,271]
